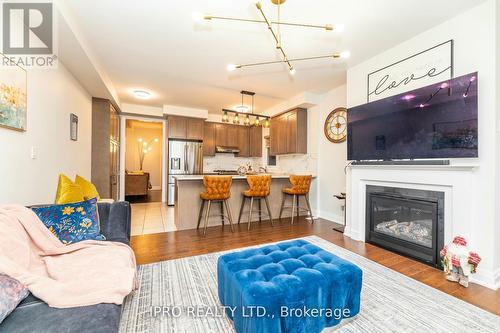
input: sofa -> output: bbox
[0,201,131,333]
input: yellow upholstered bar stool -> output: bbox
[237,175,274,231]
[278,175,314,224]
[197,176,234,236]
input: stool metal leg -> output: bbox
[264,197,274,226]
[296,195,300,219]
[278,193,286,220]
[238,196,246,224]
[305,194,314,223]
[223,199,235,232]
[203,200,212,236]
[220,201,225,225]
[291,194,296,225]
[248,197,254,231]
[197,200,205,229]
[258,199,262,222]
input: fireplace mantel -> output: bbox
[344,163,498,289]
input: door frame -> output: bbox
[119,115,168,203]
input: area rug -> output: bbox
[120,236,500,333]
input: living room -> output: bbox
[0,0,499,332]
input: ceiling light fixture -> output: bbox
[133,90,151,100]
[198,0,348,74]
[222,90,270,127]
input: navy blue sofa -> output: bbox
[0,201,131,333]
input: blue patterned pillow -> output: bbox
[31,198,106,245]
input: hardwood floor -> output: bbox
[131,217,500,316]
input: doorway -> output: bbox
[124,119,164,203]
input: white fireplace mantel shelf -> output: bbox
[347,164,480,172]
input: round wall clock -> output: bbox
[324,107,347,143]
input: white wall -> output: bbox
[494,0,500,273]
[347,1,499,288]
[122,103,163,117]
[0,63,92,205]
[315,85,347,223]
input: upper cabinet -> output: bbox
[205,122,263,157]
[249,125,262,157]
[168,116,204,141]
[203,122,216,156]
[270,108,307,155]
[187,118,204,140]
[237,126,250,157]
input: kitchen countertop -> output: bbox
[173,174,316,181]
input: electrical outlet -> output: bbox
[30,146,37,160]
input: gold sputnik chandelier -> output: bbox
[193,0,350,75]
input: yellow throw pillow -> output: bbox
[75,175,101,200]
[55,174,85,204]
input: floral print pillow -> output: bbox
[31,198,105,245]
[0,274,29,324]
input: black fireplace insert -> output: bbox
[365,185,444,267]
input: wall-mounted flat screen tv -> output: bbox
[347,72,478,161]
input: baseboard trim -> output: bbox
[316,210,343,225]
[470,267,500,290]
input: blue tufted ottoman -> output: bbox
[217,239,362,333]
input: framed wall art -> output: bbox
[367,40,454,103]
[0,53,27,131]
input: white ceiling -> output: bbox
[63,0,484,114]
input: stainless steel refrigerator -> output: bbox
[167,140,203,205]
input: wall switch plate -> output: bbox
[30,146,37,159]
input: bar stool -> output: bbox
[237,175,274,231]
[279,175,314,224]
[197,176,234,236]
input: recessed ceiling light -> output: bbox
[340,51,351,59]
[133,90,151,100]
[235,105,249,113]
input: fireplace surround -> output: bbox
[365,185,444,267]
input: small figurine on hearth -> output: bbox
[440,236,481,287]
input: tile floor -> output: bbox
[131,202,177,236]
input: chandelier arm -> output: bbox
[237,54,340,68]
[207,16,334,30]
[255,2,293,70]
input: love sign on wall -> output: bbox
[367,40,454,102]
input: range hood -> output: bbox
[216,146,240,154]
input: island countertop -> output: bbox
[173,173,316,231]
[173,174,313,181]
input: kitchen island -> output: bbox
[173,174,314,231]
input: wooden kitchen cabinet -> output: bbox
[250,125,262,157]
[187,118,204,140]
[209,122,263,156]
[168,116,187,139]
[215,123,228,147]
[237,126,250,157]
[270,108,307,155]
[203,122,216,156]
[168,116,204,140]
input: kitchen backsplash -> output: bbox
[204,153,317,175]
[273,153,318,175]
[203,154,264,172]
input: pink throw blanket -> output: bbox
[0,205,137,308]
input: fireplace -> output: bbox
[365,185,444,267]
